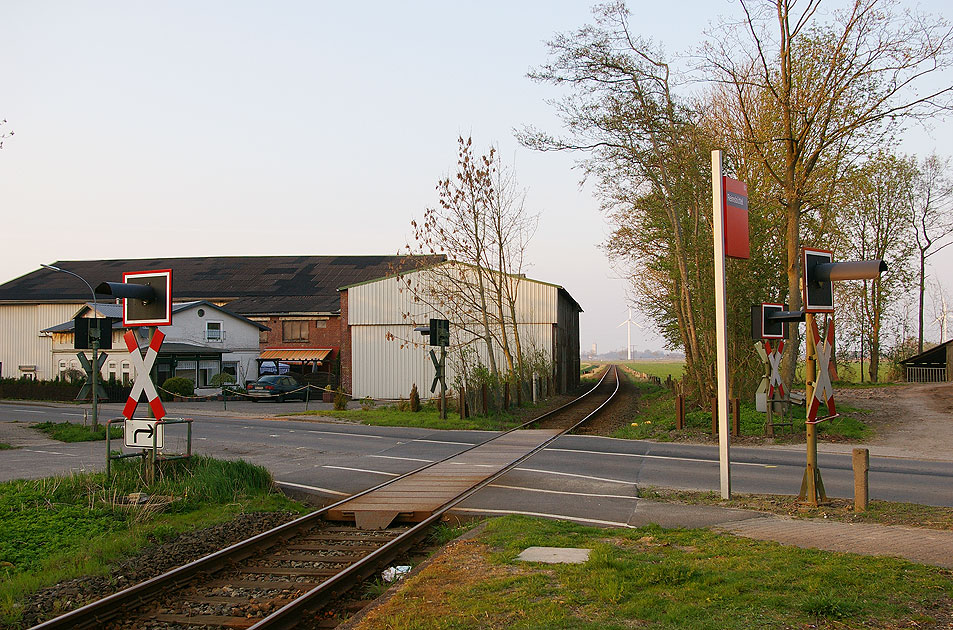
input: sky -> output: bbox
[2,1,952,354]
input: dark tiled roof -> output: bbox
[0,256,443,314]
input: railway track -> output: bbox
[32,366,620,630]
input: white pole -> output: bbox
[627,309,632,360]
[712,150,731,499]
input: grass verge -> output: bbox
[639,487,953,531]
[287,403,534,431]
[610,380,871,443]
[32,421,122,442]
[352,515,953,630]
[0,443,13,450]
[0,456,307,628]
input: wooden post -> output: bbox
[853,448,869,512]
[732,397,740,437]
[711,397,718,435]
[676,394,685,430]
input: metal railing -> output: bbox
[905,366,947,383]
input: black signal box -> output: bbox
[74,317,114,350]
[429,318,450,347]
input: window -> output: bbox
[206,321,223,342]
[282,320,308,342]
[121,362,131,385]
[58,361,67,380]
[199,360,220,387]
[108,361,117,382]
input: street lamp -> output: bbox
[41,264,102,431]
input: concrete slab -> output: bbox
[627,499,768,529]
[516,546,591,564]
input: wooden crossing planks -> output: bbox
[326,429,562,529]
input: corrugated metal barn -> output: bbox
[341,263,581,400]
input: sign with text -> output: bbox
[723,177,750,259]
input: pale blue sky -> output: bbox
[2,1,951,353]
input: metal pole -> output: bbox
[799,312,826,505]
[711,150,731,498]
[439,345,447,420]
[42,264,99,431]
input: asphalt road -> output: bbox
[2,401,951,527]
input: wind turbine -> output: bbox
[617,308,643,361]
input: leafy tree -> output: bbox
[833,152,916,381]
[706,0,953,389]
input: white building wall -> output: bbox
[0,303,84,379]
[348,265,562,399]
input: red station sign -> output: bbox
[723,177,750,259]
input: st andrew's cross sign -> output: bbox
[122,329,167,421]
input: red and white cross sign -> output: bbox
[764,340,785,399]
[122,329,166,420]
[808,315,836,422]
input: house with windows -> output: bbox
[0,255,440,385]
[42,301,267,393]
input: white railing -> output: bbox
[905,366,947,383]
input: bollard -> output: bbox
[676,394,684,430]
[853,448,869,512]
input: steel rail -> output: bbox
[248,365,621,629]
[30,365,618,630]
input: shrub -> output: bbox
[160,376,194,401]
[209,372,236,387]
[409,384,421,412]
[396,397,409,412]
[360,396,376,411]
[333,387,349,411]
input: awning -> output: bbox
[259,348,332,362]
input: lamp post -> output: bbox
[42,264,101,431]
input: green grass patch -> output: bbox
[619,360,685,380]
[287,404,530,431]
[32,421,122,443]
[0,456,307,627]
[610,381,871,442]
[356,515,953,629]
[0,443,13,450]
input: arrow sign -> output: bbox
[75,351,108,400]
[122,329,166,420]
[124,419,164,449]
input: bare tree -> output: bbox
[0,119,12,150]
[706,0,953,388]
[403,137,538,379]
[910,154,953,353]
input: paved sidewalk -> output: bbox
[716,515,953,569]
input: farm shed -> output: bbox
[340,263,582,400]
[900,341,953,383]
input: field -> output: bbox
[618,360,685,380]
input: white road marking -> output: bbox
[306,430,385,439]
[369,455,433,463]
[322,465,399,477]
[450,507,636,529]
[21,410,44,414]
[546,447,778,468]
[488,484,639,500]
[276,481,349,496]
[514,467,634,485]
[412,438,473,446]
[196,437,208,440]
[23,449,73,456]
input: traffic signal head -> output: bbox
[96,269,172,327]
[751,303,804,340]
[802,248,886,313]
[74,317,114,350]
[429,318,450,347]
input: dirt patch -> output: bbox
[19,511,298,628]
[836,382,953,460]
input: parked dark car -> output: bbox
[246,375,307,402]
